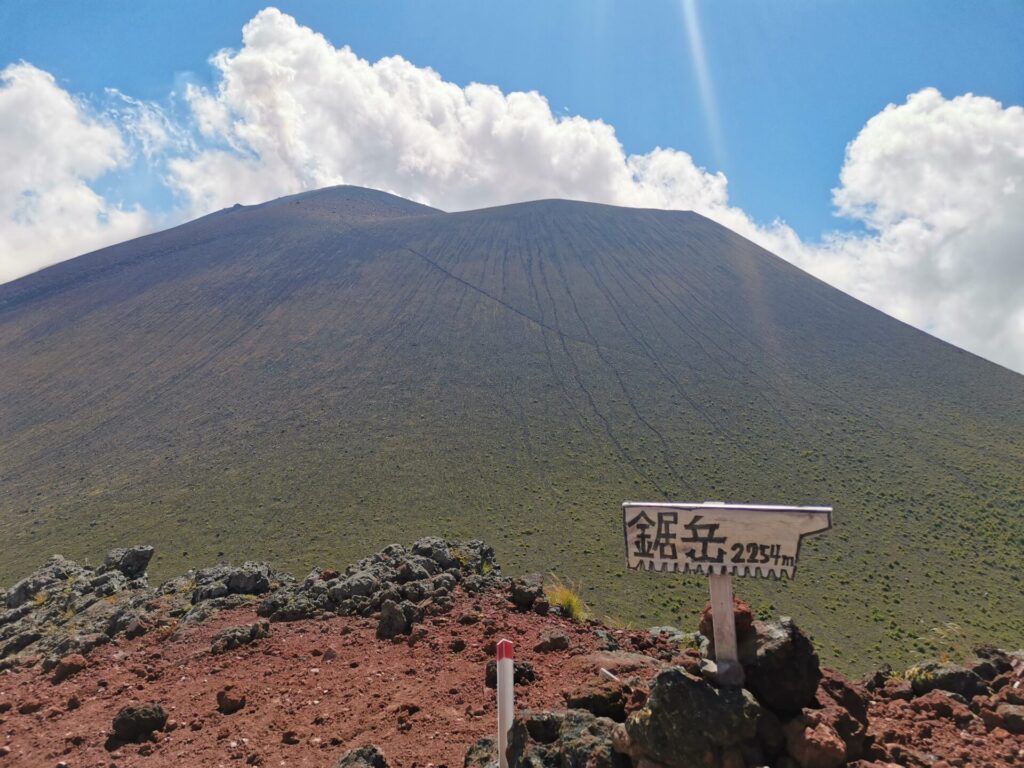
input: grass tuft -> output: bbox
[546,574,589,622]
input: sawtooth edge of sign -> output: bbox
[626,560,799,580]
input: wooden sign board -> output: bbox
[622,501,832,580]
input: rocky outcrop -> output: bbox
[257,538,502,625]
[0,537,499,672]
[473,607,1024,768]
[507,709,629,768]
[621,667,762,767]
[0,546,291,672]
[210,619,270,654]
[100,546,154,579]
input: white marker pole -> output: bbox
[708,573,741,683]
[496,639,514,768]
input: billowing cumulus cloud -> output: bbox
[794,90,1024,370]
[0,63,150,282]
[1,8,1022,373]
[168,9,733,218]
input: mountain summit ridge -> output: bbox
[1,186,1021,673]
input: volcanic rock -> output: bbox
[51,653,87,684]
[217,685,246,715]
[510,573,544,611]
[485,659,536,688]
[376,600,409,640]
[814,667,870,759]
[909,661,990,699]
[699,595,755,652]
[783,713,847,768]
[507,709,627,768]
[111,701,168,743]
[100,546,154,579]
[743,617,821,717]
[211,619,270,654]
[996,703,1024,734]
[564,677,629,721]
[462,736,498,768]
[624,667,761,767]
[334,745,389,768]
[534,627,570,652]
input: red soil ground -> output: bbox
[0,589,655,768]
[2,587,1021,767]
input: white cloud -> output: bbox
[2,9,1022,373]
[166,8,732,217]
[773,89,1024,372]
[0,63,150,282]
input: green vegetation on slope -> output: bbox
[1,187,1021,675]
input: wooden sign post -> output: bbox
[622,501,832,684]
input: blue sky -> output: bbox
[1,1,1023,371]
[2,0,1021,238]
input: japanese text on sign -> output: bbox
[622,502,832,579]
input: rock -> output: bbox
[909,689,974,724]
[534,627,570,652]
[909,662,990,699]
[5,555,87,610]
[564,678,629,721]
[814,668,869,760]
[996,703,1024,734]
[333,744,389,768]
[757,708,786,758]
[111,702,168,743]
[743,617,821,718]
[862,664,892,692]
[698,657,745,688]
[648,626,686,645]
[507,709,628,768]
[211,620,270,654]
[217,685,246,715]
[964,657,1001,681]
[880,677,912,701]
[51,653,87,684]
[783,714,847,768]
[594,630,619,651]
[376,600,409,640]
[698,596,755,652]
[462,736,498,768]
[330,572,380,602]
[411,537,461,570]
[101,546,154,579]
[522,710,564,743]
[396,559,431,584]
[624,667,761,767]
[281,730,301,745]
[485,659,536,688]
[510,573,544,610]
[258,593,319,622]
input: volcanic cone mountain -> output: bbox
[1,186,1021,672]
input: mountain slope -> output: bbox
[1,186,1021,673]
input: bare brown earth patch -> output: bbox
[0,589,650,767]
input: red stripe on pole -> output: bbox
[496,639,513,660]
